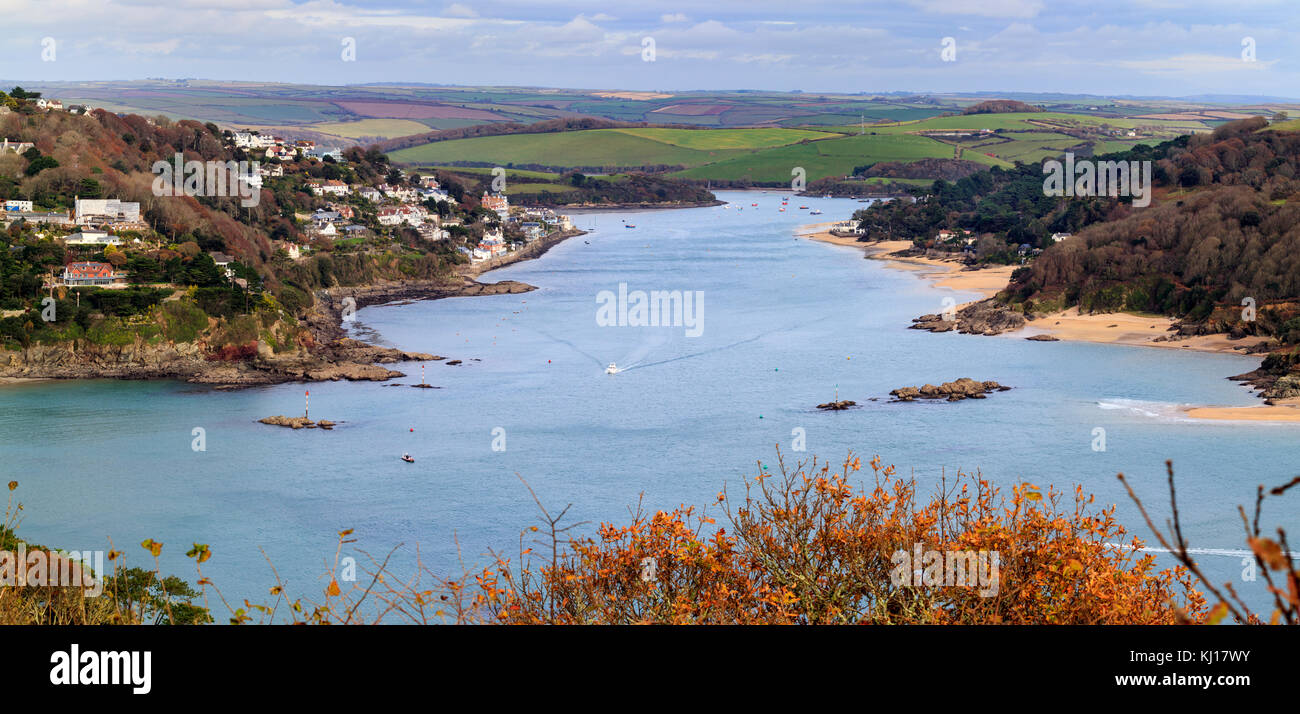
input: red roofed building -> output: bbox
[63,262,123,286]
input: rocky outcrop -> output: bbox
[816,400,857,410]
[0,334,433,388]
[1025,334,1060,342]
[910,299,1026,336]
[259,415,336,430]
[890,378,1010,402]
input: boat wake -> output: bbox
[1106,543,1300,558]
[1096,398,1197,422]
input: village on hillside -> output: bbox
[0,92,575,306]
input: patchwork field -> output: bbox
[29,80,1281,185]
[310,118,434,139]
[388,129,763,169]
[669,132,991,182]
[386,107,1229,184]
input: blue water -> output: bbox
[1,191,1294,618]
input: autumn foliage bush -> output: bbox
[450,452,1204,624]
[11,452,1297,625]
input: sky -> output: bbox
[2,0,1298,97]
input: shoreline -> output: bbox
[0,229,586,389]
[795,221,1299,424]
[457,227,585,279]
[554,200,724,213]
[795,223,1013,303]
[1180,397,1300,423]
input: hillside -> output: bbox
[384,108,1216,187]
[852,116,1300,394]
[0,94,522,383]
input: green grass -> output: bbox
[421,166,566,181]
[389,129,746,169]
[1262,119,1300,132]
[669,133,975,182]
[387,108,1213,184]
[609,127,838,150]
[822,112,1207,136]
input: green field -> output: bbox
[609,127,837,150]
[372,100,1255,185]
[386,109,1212,184]
[418,166,567,181]
[388,129,753,169]
[823,112,1209,135]
[1263,119,1300,132]
[670,133,1004,182]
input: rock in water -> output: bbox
[889,378,1010,402]
[816,400,857,410]
[910,299,1025,336]
[259,415,337,430]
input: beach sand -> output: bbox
[795,224,1014,302]
[1017,308,1272,354]
[1182,398,1300,422]
[796,221,1292,424]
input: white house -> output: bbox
[830,221,864,236]
[0,139,34,154]
[265,145,296,161]
[75,198,141,226]
[3,200,34,212]
[64,230,122,247]
[232,131,278,150]
[376,205,427,227]
[308,180,350,197]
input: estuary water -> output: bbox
[1,191,1294,616]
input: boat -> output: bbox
[605,363,618,374]
[810,209,823,215]
[401,453,415,463]
[799,206,809,209]
[625,224,636,229]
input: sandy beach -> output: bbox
[796,223,1014,302]
[1182,398,1300,422]
[1016,307,1273,354]
[797,221,1294,424]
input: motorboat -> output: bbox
[605,363,619,374]
[401,453,415,463]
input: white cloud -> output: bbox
[1120,53,1277,74]
[907,0,1044,19]
[443,3,477,18]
